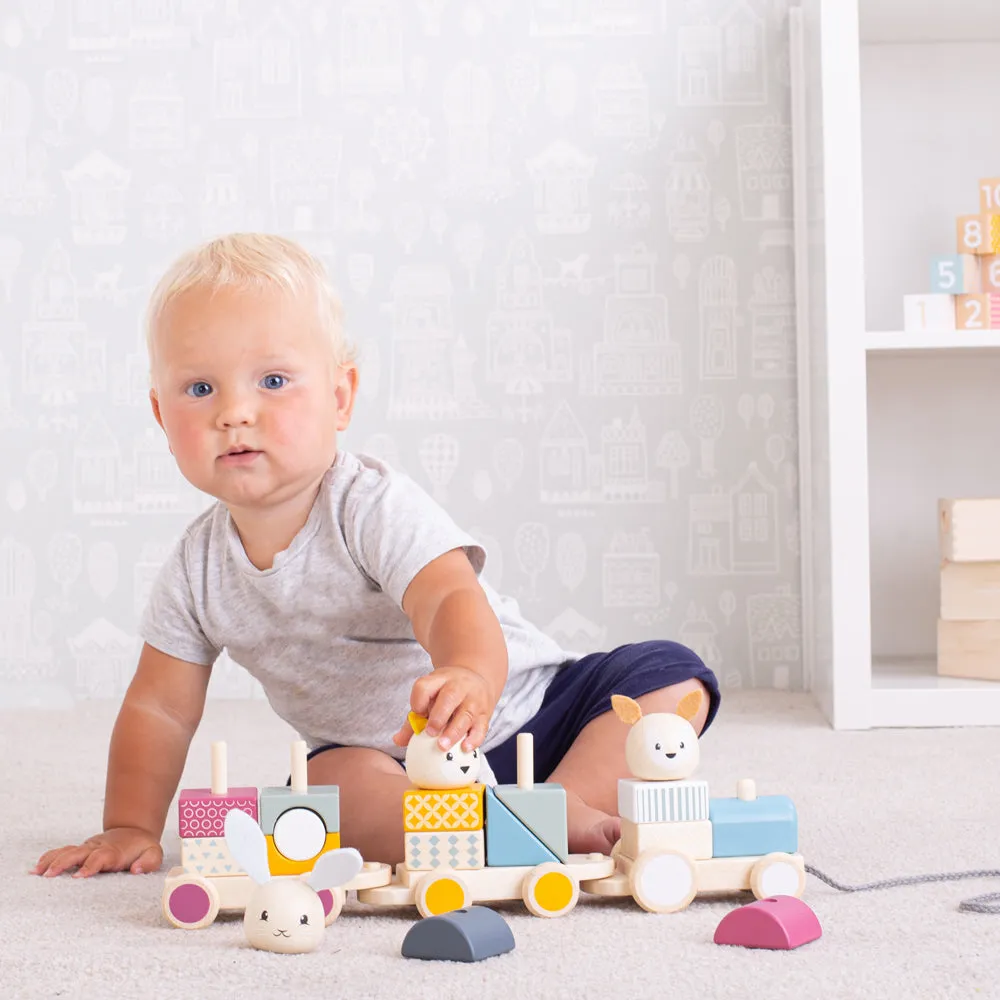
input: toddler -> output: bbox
[32,233,720,878]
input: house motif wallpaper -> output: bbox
[0,0,802,708]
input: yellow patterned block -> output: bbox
[265,831,340,876]
[403,784,485,833]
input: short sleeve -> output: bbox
[344,467,486,610]
[138,533,221,666]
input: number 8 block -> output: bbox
[957,214,1000,256]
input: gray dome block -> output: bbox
[401,906,515,962]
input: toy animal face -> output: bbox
[612,691,702,781]
[404,712,481,789]
[243,880,326,954]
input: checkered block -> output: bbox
[403,784,484,833]
[405,830,486,871]
[178,788,258,838]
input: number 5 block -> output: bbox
[930,254,980,294]
[957,214,1000,255]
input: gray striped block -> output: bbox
[618,778,710,823]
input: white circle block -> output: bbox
[272,807,326,862]
[758,860,801,898]
[634,854,694,910]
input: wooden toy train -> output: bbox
[162,690,806,927]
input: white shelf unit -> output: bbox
[792,0,1000,728]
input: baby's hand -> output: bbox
[31,827,163,878]
[393,666,494,753]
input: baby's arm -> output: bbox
[32,643,210,878]
[394,548,508,753]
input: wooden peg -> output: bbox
[290,739,308,793]
[517,733,534,790]
[210,741,227,796]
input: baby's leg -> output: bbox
[548,678,711,855]
[307,746,411,866]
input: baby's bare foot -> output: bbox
[565,792,621,855]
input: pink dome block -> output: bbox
[713,896,822,950]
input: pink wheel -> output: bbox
[162,876,220,929]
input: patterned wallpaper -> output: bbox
[0,0,801,709]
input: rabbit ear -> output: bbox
[306,847,364,892]
[224,807,271,885]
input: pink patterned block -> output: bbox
[178,787,259,838]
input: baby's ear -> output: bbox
[408,711,428,735]
[611,694,642,727]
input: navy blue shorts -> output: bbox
[300,640,719,786]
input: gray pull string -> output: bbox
[806,863,1000,913]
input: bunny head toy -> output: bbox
[223,807,363,954]
[611,689,704,781]
[404,710,482,789]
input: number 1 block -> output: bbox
[957,214,1000,255]
[903,293,955,332]
[930,254,980,294]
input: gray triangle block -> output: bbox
[401,906,515,963]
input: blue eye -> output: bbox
[186,381,212,397]
[261,374,287,390]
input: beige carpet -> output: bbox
[6,690,1000,1000]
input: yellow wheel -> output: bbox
[750,853,805,900]
[522,863,578,918]
[628,849,697,914]
[415,873,471,918]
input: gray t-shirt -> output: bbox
[138,451,572,766]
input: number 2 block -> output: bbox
[956,293,1000,330]
[930,254,980,294]
[903,293,955,332]
[956,214,1000,255]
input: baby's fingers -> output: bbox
[130,844,163,875]
[460,715,489,752]
[73,845,125,879]
[34,845,90,877]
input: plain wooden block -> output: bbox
[619,818,714,860]
[957,214,1000,255]
[979,177,1000,213]
[903,293,955,332]
[940,561,1000,620]
[955,293,1000,330]
[937,619,1000,681]
[930,254,981,294]
[940,498,1000,562]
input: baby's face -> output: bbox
[149,284,356,511]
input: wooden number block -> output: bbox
[957,214,1000,255]
[980,255,1000,292]
[979,177,1000,213]
[403,785,485,832]
[903,293,955,332]
[405,830,486,871]
[940,498,1000,562]
[930,254,980,294]
[937,618,1000,681]
[955,293,998,330]
[940,560,1000,620]
[178,787,258,839]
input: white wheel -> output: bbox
[750,852,805,900]
[628,849,697,914]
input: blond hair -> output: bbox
[144,232,357,378]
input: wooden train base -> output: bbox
[357,854,615,918]
[162,861,393,930]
